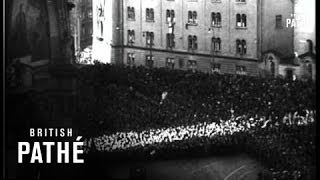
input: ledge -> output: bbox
[211,25,222,28]
[235,27,247,30]
[112,45,259,62]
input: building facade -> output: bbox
[92,0,314,79]
[69,0,93,53]
[293,0,315,56]
[261,0,316,81]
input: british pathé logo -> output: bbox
[286,13,313,28]
[18,128,84,163]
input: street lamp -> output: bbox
[208,27,215,72]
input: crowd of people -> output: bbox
[76,63,316,180]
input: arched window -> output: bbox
[146,32,150,45]
[171,34,175,47]
[166,10,170,21]
[128,30,135,44]
[150,32,154,45]
[216,38,221,51]
[150,9,154,20]
[188,35,192,49]
[236,39,241,53]
[212,12,216,25]
[216,13,221,26]
[167,33,175,48]
[212,37,221,51]
[188,11,193,23]
[242,40,246,54]
[236,14,241,27]
[193,11,197,23]
[146,8,150,20]
[171,10,175,20]
[212,37,216,50]
[242,14,247,27]
[193,35,198,49]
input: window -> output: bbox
[236,0,246,2]
[193,11,197,24]
[166,33,175,48]
[236,39,246,55]
[188,11,197,24]
[146,32,154,46]
[146,55,154,68]
[168,10,175,34]
[211,12,221,27]
[276,15,282,28]
[128,7,135,20]
[285,69,293,80]
[146,8,154,21]
[188,35,198,50]
[166,10,175,22]
[97,21,103,40]
[187,60,197,71]
[270,61,275,77]
[236,65,247,75]
[166,58,175,69]
[242,40,247,54]
[211,63,221,73]
[128,30,135,45]
[179,59,184,68]
[88,9,93,18]
[307,39,313,53]
[100,22,103,37]
[127,53,135,66]
[236,14,247,28]
[212,37,221,52]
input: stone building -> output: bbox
[92,0,306,77]
[261,0,316,81]
[5,1,77,177]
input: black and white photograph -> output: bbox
[4,0,316,179]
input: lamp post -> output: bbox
[208,28,215,73]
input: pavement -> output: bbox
[107,153,263,180]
